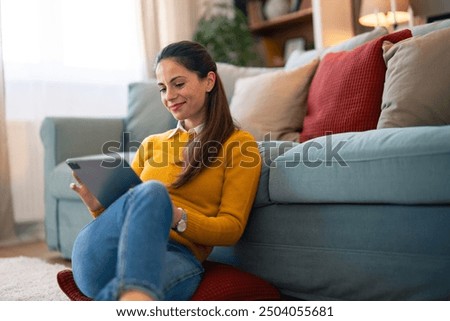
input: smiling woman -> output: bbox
[156,59,216,129]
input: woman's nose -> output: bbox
[166,87,177,100]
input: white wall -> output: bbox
[313,0,355,50]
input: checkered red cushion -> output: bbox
[300,29,412,142]
[57,269,92,301]
[57,261,280,301]
[191,261,280,301]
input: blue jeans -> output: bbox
[71,180,204,300]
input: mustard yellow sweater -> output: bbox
[131,128,262,262]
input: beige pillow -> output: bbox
[217,63,274,103]
[230,59,319,141]
[377,27,450,128]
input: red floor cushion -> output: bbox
[191,261,280,301]
[56,269,92,301]
[57,261,280,301]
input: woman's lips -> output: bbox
[169,102,185,112]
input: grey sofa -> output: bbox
[40,23,450,300]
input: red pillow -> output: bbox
[191,261,280,301]
[300,29,412,142]
[57,262,280,301]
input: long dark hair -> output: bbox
[155,41,236,188]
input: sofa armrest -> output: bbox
[40,117,125,173]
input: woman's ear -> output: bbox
[206,71,216,93]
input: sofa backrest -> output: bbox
[410,18,450,36]
[125,81,177,149]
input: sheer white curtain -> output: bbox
[1,0,145,224]
[0,4,16,241]
[2,0,145,120]
[140,0,205,77]
[1,0,206,225]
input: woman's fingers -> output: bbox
[69,171,103,212]
[72,172,83,185]
[70,182,81,193]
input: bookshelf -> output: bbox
[247,0,314,67]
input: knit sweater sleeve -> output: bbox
[177,131,262,246]
[131,135,153,176]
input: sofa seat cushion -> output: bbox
[269,125,450,205]
[253,141,298,207]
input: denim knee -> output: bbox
[138,180,167,194]
[137,180,171,204]
[126,180,173,223]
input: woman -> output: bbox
[70,41,262,300]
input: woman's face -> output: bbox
[156,58,215,130]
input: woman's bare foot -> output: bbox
[120,290,155,301]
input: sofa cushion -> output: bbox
[125,81,177,147]
[377,27,450,128]
[410,18,450,36]
[300,29,412,142]
[319,26,388,58]
[230,59,319,141]
[284,49,320,70]
[270,125,450,204]
[253,141,298,207]
[217,63,274,103]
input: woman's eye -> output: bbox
[175,83,184,88]
[159,88,166,93]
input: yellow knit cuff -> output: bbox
[89,206,105,218]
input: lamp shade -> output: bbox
[359,0,410,27]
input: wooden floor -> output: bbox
[0,240,71,267]
[0,221,70,267]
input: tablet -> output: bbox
[66,153,142,208]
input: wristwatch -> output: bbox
[176,207,187,232]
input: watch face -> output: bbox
[177,220,187,232]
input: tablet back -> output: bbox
[66,154,142,208]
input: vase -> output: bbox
[263,0,291,20]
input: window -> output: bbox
[1,0,144,118]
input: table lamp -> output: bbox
[359,0,410,29]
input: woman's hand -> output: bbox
[70,172,104,214]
